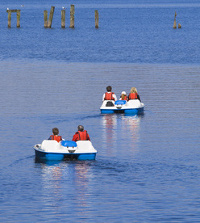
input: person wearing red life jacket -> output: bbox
[48,127,62,143]
[128,87,141,101]
[102,86,117,101]
[72,125,90,142]
[119,91,127,100]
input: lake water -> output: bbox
[0,0,200,222]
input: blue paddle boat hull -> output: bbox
[100,100,144,114]
[34,140,97,161]
[35,149,96,161]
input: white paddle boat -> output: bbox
[100,99,144,114]
[34,140,97,161]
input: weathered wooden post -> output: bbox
[7,9,21,28]
[178,23,181,29]
[173,11,177,29]
[95,10,99,28]
[7,10,11,28]
[61,9,65,28]
[47,6,55,28]
[70,5,75,28]
[44,10,48,28]
[17,10,20,27]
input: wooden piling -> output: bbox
[47,6,55,28]
[17,10,20,27]
[95,10,99,28]
[44,10,48,28]
[7,9,21,28]
[70,5,75,28]
[178,23,181,29]
[173,11,177,29]
[7,11,11,28]
[61,9,65,28]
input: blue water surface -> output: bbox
[0,0,200,222]
[0,0,200,64]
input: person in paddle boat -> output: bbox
[119,91,127,100]
[102,86,117,101]
[72,125,90,142]
[48,127,62,143]
[128,87,141,101]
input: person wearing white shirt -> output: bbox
[102,86,117,101]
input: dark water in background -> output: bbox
[0,0,200,222]
[0,0,200,64]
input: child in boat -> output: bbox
[128,87,141,101]
[119,91,127,100]
[48,127,62,143]
[72,125,90,142]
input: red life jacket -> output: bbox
[77,130,89,140]
[104,92,115,101]
[121,95,127,100]
[128,93,138,100]
[50,135,62,143]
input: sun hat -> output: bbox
[121,91,126,95]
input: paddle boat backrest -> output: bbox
[41,140,60,152]
[127,99,141,107]
[76,140,97,152]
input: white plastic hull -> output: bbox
[100,99,144,114]
[34,140,97,161]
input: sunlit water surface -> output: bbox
[0,0,200,222]
[0,61,199,222]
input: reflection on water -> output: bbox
[74,162,93,210]
[1,58,200,221]
[35,160,94,214]
[101,114,117,156]
[122,114,142,145]
[39,163,64,210]
[101,114,143,158]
